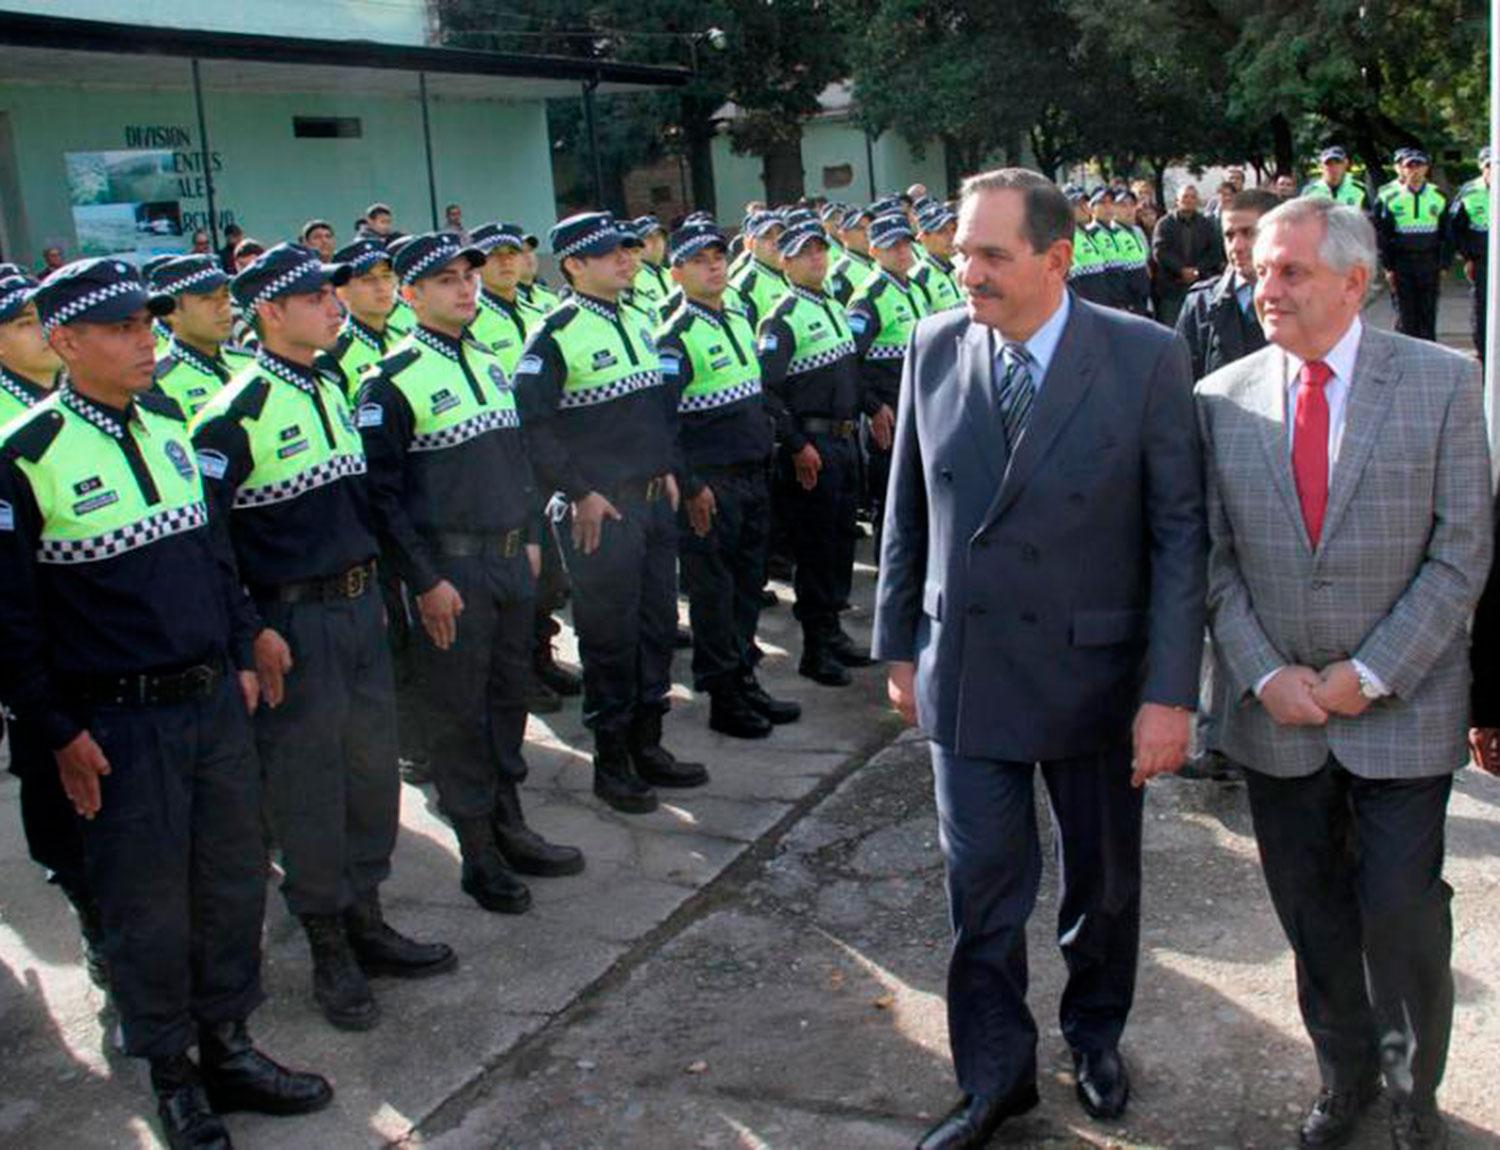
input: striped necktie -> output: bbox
[996,342,1037,450]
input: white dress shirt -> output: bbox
[992,291,1071,391]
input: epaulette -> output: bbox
[537,302,581,335]
[2,406,63,463]
[765,293,798,323]
[331,329,355,359]
[137,390,187,422]
[154,355,182,381]
[223,376,272,422]
[367,346,420,385]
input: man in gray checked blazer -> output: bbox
[1197,197,1492,1150]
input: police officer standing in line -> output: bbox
[1378,148,1412,206]
[756,217,877,686]
[1301,145,1370,208]
[820,202,849,266]
[467,221,584,710]
[324,238,400,401]
[517,233,564,315]
[149,256,254,419]
[1375,147,1450,341]
[845,213,919,564]
[827,206,877,304]
[142,254,178,357]
[1066,187,1113,305]
[655,221,802,739]
[731,211,790,329]
[192,244,455,1033]
[0,259,332,1148]
[1084,189,1129,310]
[358,232,584,913]
[513,212,708,814]
[1451,146,1492,361]
[1105,189,1153,315]
[630,215,672,317]
[0,272,105,988]
[911,202,965,313]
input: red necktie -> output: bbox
[1291,360,1332,546]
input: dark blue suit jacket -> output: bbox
[871,293,1207,761]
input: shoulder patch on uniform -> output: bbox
[0,499,12,531]
[515,354,544,377]
[658,350,682,377]
[758,332,779,353]
[356,402,385,428]
[3,408,64,463]
[137,390,187,422]
[195,448,229,479]
[847,312,869,335]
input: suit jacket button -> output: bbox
[1021,544,1039,561]
[1020,610,1038,623]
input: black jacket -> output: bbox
[1151,210,1224,298]
[1174,270,1266,381]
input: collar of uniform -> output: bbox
[750,258,783,279]
[927,252,953,274]
[0,364,50,407]
[257,348,322,396]
[414,323,465,361]
[789,284,828,307]
[59,382,136,440]
[167,335,227,378]
[878,268,911,294]
[843,249,873,269]
[684,299,726,327]
[480,287,522,317]
[346,314,388,352]
[574,292,620,321]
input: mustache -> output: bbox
[966,282,1001,299]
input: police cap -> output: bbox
[0,274,39,324]
[33,257,174,335]
[471,222,528,254]
[868,214,915,250]
[149,254,229,298]
[391,232,485,285]
[668,221,728,266]
[230,243,350,310]
[1318,146,1348,164]
[550,211,632,260]
[778,220,829,259]
[331,237,391,274]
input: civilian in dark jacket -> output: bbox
[1151,185,1224,325]
[1174,189,1279,379]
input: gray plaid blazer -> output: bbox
[1195,325,1493,778]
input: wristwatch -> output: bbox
[1355,664,1383,700]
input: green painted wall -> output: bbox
[0,1,430,44]
[0,80,557,264]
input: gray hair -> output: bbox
[1254,197,1379,280]
[958,168,1073,254]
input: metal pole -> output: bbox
[190,58,220,252]
[418,71,440,230]
[865,129,877,200]
[582,77,604,207]
[1486,0,1499,471]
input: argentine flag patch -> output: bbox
[357,403,384,429]
[195,450,229,480]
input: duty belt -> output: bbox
[71,661,221,707]
[800,416,857,439]
[611,474,670,504]
[259,559,377,604]
[696,459,768,480]
[429,527,526,558]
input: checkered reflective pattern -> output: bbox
[787,339,856,377]
[574,295,620,322]
[38,500,208,565]
[558,368,662,410]
[159,264,223,294]
[401,240,467,285]
[257,352,321,396]
[251,260,324,306]
[413,326,462,362]
[0,281,32,318]
[409,407,520,452]
[678,377,761,413]
[233,453,366,508]
[867,344,907,361]
[556,225,621,259]
[0,368,41,408]
[42,281,143,336]
[60,388,128,439]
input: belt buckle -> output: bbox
[645,476,664,502]
[502,530,520,558]
[345,564,368,599]
[187,664,214,697]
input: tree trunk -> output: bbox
[1151,157,1168,208]
[761,132,806,205]
[1270,113,1294,176]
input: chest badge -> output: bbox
[164,440,195,481]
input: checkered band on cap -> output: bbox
[409,407,520,452]
[669,230,725,265]
[37,501,209,565]
[0,279,32,319]
[787,339,856,377]
[558,368,662,410]
[678,377,761,414]
[555,223,623,260]
[400,239,467,285]
[250,259,325,307]
[233,452,367,508]
[42,281,145,336]
[343,246,387,272]
[158,263,224,295]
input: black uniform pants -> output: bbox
[564,491,677,733]
[931,742,1143,1099]
[861,419,893,567]
[1392,260,1441,342]
[782,432,858,643]
[679,467,770,692]
[379,565,427,765]
[531,520,571,658]
[7,716,89,894]
[1244,760,1453,1106]
[82,675,266,1058]
[1471,260,1488,360]
[412,550,535,819]
[255,591,399,917]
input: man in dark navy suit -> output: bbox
[873,168,1206,1149]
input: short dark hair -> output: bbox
[225,223,244,237]
[445,203,461,214]
[1228,189,1281,216]
[1217,181,1236,194]
[366,203,392,219]
[300,218,333,239]
[958,168,1072,254]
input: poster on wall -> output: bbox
[65,150,187,264]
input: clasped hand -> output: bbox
[1260,660,1369,727]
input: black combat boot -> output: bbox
[799,632,852,686]
[453,816,533,913]
[150,1052,232,1150]
[826,626,876,667]
[533,639,583,697]
[492,780,585,876]
[593,726,659,814]
[59,883,109,991]
[343,891,457,978]
[198,1020,333,1116]
[738,670,801,724]
[628,707,709,787]
[299,914,380,1031]
[708,682,773,739]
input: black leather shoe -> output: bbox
[593,728,659,814]
[492,781,586,877]
[453,817,534,913]
[628,709,710,788]
[800,645,851,686]
[709,687,774,739]
[916,1084,1040,1150]
[1390,1099,1448,1150]
[1074,1048,1130,1120]
[1299,1078,1382,1148]
[151,1054,232,1150]
[534,645,583,697]
[525,679,563,715]
[758,587,779,608]
[398,755,433,785]
[300,915,380,1030]
[674,625,693,649]
[739,672,801,723]
[344,893,457,978]
[827,629,876,667]
[198,1021,333,1116]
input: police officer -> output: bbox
[1106,189,1153,315]
[0,259,331,1148]
[845,214,919,565]
[656,221,801,739]
[630,215,672,317]
[756,218,876,686]
[358,232,583,912]
[1377,149,1411,206]
[0,272,104,986]
[1376,148,1450,341]
[911,202,964,313]
[518,232,564,314]
[820,202,849,266]
[513,212,707,814]
[827,206,877,304]
[1451,146,1492,360]
[192,244,455,1032]
[142,254,178,356]
[1066,187,1112,305]
[384,237,419,338]
[1301,145,1370,208]
[467,222,584,710]
[149,256,254,418]
[323,238,400,401]
[1084,188,1130,310]
[730,211,789,329]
